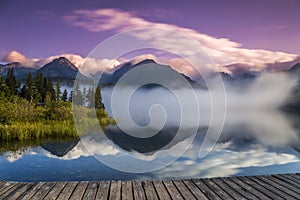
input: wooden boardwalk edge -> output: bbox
[0,173,299,200]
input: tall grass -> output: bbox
[0,121,78,142]
[0,97,116,142]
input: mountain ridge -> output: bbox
[1,56,300,86]
[0,62,36,78]
[98,59,198,87]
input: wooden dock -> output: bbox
[1,173,300,199]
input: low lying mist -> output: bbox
[102,72,300,151]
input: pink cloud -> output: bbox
[63,9,151,32]
[63,9,300,76]
[2,51,37,67]
[2,50,120,77]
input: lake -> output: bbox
[1,86,300,182]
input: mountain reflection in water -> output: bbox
[0,109,300,181]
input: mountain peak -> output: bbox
[134,59,157,66]
[36,56,80,80]
[288,63,300,73]
[52,57,74,66]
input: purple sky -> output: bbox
[1,0,300,59]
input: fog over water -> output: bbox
[102,72,300,149]
[1,71,300,181]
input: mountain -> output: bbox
[287,63,300,74]
[98,59,200,88]
[219,71,257,87]
[0,62,36,79]
[36,57,79,80]
[0,57,86,83]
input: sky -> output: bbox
[1,0,300,76]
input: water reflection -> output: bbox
[0,109,300,181]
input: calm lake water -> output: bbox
[1,86,300,182]
[1,111,300,182]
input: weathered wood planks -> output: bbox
[0,173,299,200]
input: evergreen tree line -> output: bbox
[0,68,115,141]
[0,68,104,109]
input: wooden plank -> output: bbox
[231,177,270,200]
[201,178,232,200]
[268,176,300,194]
[0,182,22,198]
[221,178,259,200]
[109,180,121,200]
[272,175,300,190]
[4,182,34,200]
[0,181,6,189]
[132,181,146,200]
[121,181,133,200]
[95,181,110,200]
[238,177,283,200]
[163,180,183,200]
[1,173,300,200]
[70,181,89,200]
[43,182,67,200]
[56,182,78,200]
[211,178,246,200]
[249,177,296,200]
[30,182,56,200]
[173,180,196,200]
[182,180,208,200]
[284,174,300,185]
[257,176,300,199]
[142,180,158,200]
[21,182,45,200]
[291,173,300,180]
[82,182,98,200]
[0,182,18,196]
[192,179,222,200]
[153,180,171,200]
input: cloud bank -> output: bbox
[1,51,120,76]
[63,8,300,76]
[2,51,38,67]
[2,9,300,78]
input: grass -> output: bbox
[0,98,116,142]
[0,121,78,142]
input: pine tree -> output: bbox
[20,73,35,102]
[35,73,46,102]
[5,68,18,95]
[0,75,10,99]
[62,89,68,102]
[55,81,61,101]
[95,86,104,109]
[20,85,29,100]
[83,86,87,105]
[86,87,95,108]
[33,86,42,104]
[47,78,56,101]
[68,90,73,102]
[73,83,84,105]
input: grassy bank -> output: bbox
[0,97,116,142]
[0,121,77,141]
